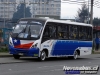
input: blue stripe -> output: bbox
[51,40,92,55]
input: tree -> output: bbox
[76,3,90,23]
[12,3,32,22]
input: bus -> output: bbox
[9,18,93,61]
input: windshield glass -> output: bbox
[12,20,44,39]
[17,25,43,38]
[30,25,43,38]
[13,24,27,33]
[12,24,43,39]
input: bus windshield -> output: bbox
[13,24,27,33]
[12,23,43,39]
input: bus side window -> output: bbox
[57,24,68,39]
[87,27,92,40]
[79,26,88,40]
[69,25,78,40]
[43,25,57,38]
[49,26,57,38]
[43,26,49,37]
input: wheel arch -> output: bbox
[41,48,49,57]
[73,49,80,56]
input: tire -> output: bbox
[13,54,20,59]
[68,51,78,59]
[73,51,78,59]
[38,51,46,61]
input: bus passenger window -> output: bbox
[87,27,92,40]
[58,25,68,39]
[69,25,78,40]
[43,26,57,38]
[79,26,88,40]
[48,26,56,38]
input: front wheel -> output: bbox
[13,54,20,59]
[38,51,46,61]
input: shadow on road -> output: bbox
[18,57,89,62]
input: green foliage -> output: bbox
[12,3,32,22]
[76,3,90,23]
[0,47,9,52]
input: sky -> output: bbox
[61,0,100,19]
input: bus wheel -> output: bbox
[13,54,20,59]
[38,50,46,61]
[73,51,78,59]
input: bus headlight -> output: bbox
[31,43,38,48]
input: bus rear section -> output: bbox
[40,21,93,60]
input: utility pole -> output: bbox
[4,3,5,28]
[90,0,94,25]
[87,0,89,24]
[24,0,25,18]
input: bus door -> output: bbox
[41,22,57,55]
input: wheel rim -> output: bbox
[41,51,46,61]
[74,52,78,59]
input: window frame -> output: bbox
[42,22,93,41]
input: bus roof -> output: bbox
[46,19,92,27]
[19,18,92,27]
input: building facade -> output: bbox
[31,0,61,19]
[0,0,16,20]
[0,0,61,19]
[15,0,61,19]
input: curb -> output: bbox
[0,55,13,58]
[0,53,12,57]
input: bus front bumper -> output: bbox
[9,45,39,57]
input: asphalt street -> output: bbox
[0,55,100,75]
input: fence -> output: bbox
[0,28,13,46]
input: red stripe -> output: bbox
[14,42,34,49]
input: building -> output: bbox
[0,0,16,20]
[15,0,61,19]
[0,0,61,20]
[30,0,61,19]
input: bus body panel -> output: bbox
[41,40,92,57]
[9,37,41,57]
[9,18,93,59]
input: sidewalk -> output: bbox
[0,53,12,57]
[93,50,100,54]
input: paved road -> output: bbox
[0,55,100,75]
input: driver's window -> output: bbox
[43,26,49,37]
[43,25,57,38]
